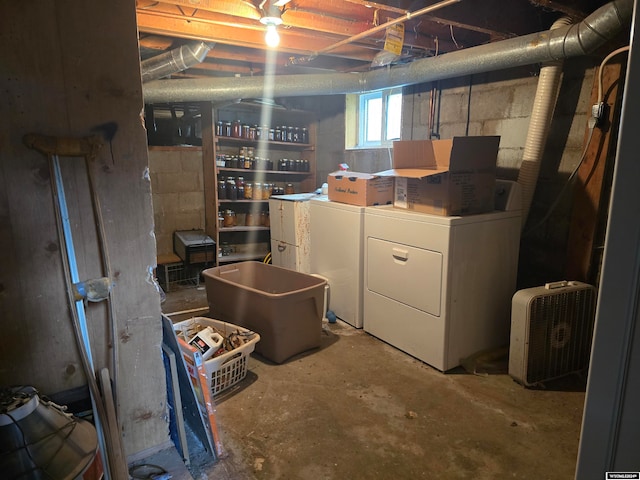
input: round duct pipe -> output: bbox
[516,16,574,230]
[142,0,632,104]
[141,41,214,84]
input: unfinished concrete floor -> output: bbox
[161,284,587,480]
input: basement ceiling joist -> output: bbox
[136,0,612,79]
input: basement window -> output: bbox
[346,88,402,149]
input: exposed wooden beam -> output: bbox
[422,0,554,39]
[138,34,175,50]
[137,10,382,62]
[565,58,626,283]
[138,0,260,20]
[342,0,408,15]
[137,0,452,54]
[139,1,375,38]
[528,0,594,20]
[135,0,599,79]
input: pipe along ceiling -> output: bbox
[142,0,632,104]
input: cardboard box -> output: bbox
[376,136,500,216]
[327,171,394,206]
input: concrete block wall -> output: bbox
[148,146,205,255]
[309,57,601,286]
[412,61,599,286]
[407,60,596,183]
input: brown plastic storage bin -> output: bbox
[202,261,327,364]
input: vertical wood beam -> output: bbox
[200,101,218,265]
[565,59,625,283]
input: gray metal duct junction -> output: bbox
[141,41,213,84]
[142,0,632,104]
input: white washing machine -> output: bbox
[363,180,522,371]
[309,196,366,328]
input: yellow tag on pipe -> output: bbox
[384,23,405,55]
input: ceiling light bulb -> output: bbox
[265,24,280,48]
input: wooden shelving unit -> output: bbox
[201,101,317,266]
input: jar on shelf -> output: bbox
[223,209,236,227]
[217,178,227,199]
[287,126,294,143]
[220,242,233,256]
[236,176,245,199]
[215,121,224,136]
[249,125,257,140]
[274,126,282,142]
[262,183,271,200]
[293,127,300,143]
[231,119,242,138]
[218,211,224,229]
[285,183,295,194]
[224,121,232,137]
[252,182,263,200]
[268,128,275,141]
[260,211,269,227]
[242,124,250,139]
[226,177,237,200]
[244,181,253,199]
[301,127,308,143]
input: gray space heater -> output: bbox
[509,281,597,387]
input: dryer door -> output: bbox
[367,237,443,316]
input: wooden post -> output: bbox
[565,59,626,284]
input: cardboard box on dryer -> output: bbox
[376,136,500,216]
[327,171,393,207]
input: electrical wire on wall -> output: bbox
[522,45,630,237]
[428,83,441,139]
[465,75,473,136]
[428,37,440,140]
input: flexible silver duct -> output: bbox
[517,17,573,229]
[142,0,632,103]
[141,41,213,83]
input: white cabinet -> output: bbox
[268,194,316,273]
[363,192,521,371]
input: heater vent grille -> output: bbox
[509,281,597,386]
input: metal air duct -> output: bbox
[141,41,213,83]
[142,0,632,103]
